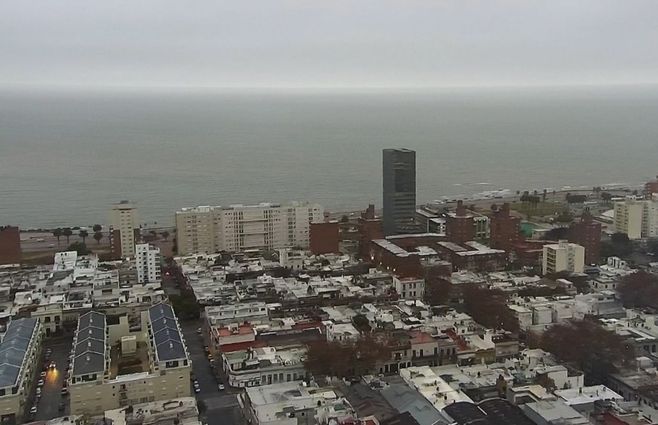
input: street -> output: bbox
[31,336,72,421]
[181,322,244,425]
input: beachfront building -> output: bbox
[68,304,191,416]
[0,318,42,425]
[175,202,324,255]
[110,201,138,258]
[542,241,585,275]
[614,196,658,240]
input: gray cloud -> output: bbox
[1,0,657,88]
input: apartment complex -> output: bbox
[542,241,585,275]
[614,196,658,240]
[383,148,417,235]
[0,318,42,425]
[175,202,324,255]
[69,304,191,416]
[135,243,161,284]
[110,201,138,258]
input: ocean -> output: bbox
[1,85,657,229]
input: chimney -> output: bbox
[456,200,466,216]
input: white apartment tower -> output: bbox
[136,243,161,284]
[542,240,585,275]
[110,201,138,258]
[614,196,658,240]
[175,202,324,255]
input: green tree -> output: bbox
[53,228,63,246]
[617,271,658,309]
[62,228,73,244]
[92,224,102,233]
[78,229,89,244]
[462,286,519,333]
[67,242,91,255]
[352,314,371,333]
[540,320,634,385]
[93,232,103,245]
[304,336,391,379]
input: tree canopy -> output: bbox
[304,336,391,379]
[617,271,658,310]
[462,286,519,333]
[540,319,634,385]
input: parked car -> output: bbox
[218,384,225,391]
[37,379,44,387]
[29,406,37,415]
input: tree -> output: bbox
[617,271,658,309]
[647,239,658,257]
[93,232,103,245]
[67,242,91,255]
[78,229,89,244]
[543,227,570,241]
[601,233,633,258]
[540,319,634,385]
[555,210,574,224]
[462,286,519,333]
[53,228,63,246]
[92,224,102,233]
[161,231,170,241]
[304,336,391,379]
[352,314,371,333]
[600,192,613,203]
[62,228,73,244]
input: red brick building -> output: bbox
[369,234,449,278]
[489,203,522,252]
[358,204,384,260]
[0,226,21,265]
[309,221,340,255]
[435,240,507,272]
[569,212,602,265]
[446,200,475,243]
[645,175,658,196]
[510,240,550,268]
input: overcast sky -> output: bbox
[1,0,657,89]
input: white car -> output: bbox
[29,406,37,414]
[218,384,225,391]
[194,387,201,394]
[37,379,44,387]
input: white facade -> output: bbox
[175,202,324,255]
[542,241,585,275]
[614,197,658,239]
[110,201,138,258]
[393,276,425,300]
[135,243,161,284]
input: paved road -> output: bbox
[181,322,244,425]
[33,337,72,421]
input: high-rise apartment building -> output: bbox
[135,243,161,284]
[446,200,475,244]
[382,148,416,235]
[110,201,138,258]
[175,202,324,255]
[542,240,585,275]
[489,203,522,252]
[613,197,658,240]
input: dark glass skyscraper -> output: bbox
[382,148,417,235]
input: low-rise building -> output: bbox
[394,277,425,300]
[222,345,307,388]
[243,381,356,425]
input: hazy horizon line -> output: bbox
[2,80,658,94]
